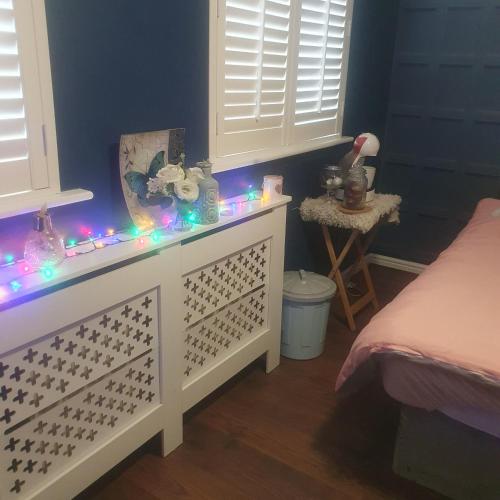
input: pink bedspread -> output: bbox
[336,198,500,391]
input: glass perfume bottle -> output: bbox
[24,205,66,269]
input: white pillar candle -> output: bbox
[262,175,283,202]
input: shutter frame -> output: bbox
[216,0,291,157]
[211,0,354,166]
[0,0,54,197]
[290,0,352,145]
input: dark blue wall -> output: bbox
[0,0,399,273]
[377,0,500,263]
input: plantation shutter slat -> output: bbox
[217,0,291,156]
[291,0,349,143]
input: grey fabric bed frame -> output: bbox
[394,406,500,500]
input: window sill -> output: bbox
[211,135,354,173]
[0,188,94,220]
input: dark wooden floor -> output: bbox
[78,266,444,500]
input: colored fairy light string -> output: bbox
[0,191,267,297]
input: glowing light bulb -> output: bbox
[42,267,54,280]
[188,212,197,223]
[4,254,14,264]
[151,231,161,243]
[9,280,21,292]
[80,226,92,237]
[131,226,141,237]
[0,286,8,300]
[67,239,77,248]
[21,263,31,274]
[106,228,115,236]
[138,237,145,245]
[94,241,105,249]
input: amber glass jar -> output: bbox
[342,165,368,210]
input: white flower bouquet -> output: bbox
[124,152,204,217]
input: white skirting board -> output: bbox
[366,253,428,275]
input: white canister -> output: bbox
[364,166,376,190]
[262,175,283,202]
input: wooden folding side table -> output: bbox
[300,194,401,332]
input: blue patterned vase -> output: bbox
[197,161,219,224]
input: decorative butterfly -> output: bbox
[124,151,173,208]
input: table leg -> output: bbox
[321,225,356,331]
[354,237,380,312]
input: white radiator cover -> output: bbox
[0,196,289,498]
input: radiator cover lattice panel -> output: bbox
[0,291,160,498]
[183,240,270,381]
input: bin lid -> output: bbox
[283,270,337,303]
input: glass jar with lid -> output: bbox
[342,164,368,210]
[321,165,344,197]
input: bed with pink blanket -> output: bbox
[336,198,500,435]
[336,198,500,498]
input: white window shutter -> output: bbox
[291,0,349,144]
[0,0,48,196]
[217,0,291,157]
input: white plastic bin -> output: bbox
[281,270,337,360]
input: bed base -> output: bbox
[394,406,500,500]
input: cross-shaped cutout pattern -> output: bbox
[36,441,49,454]
[10,366,25,382]
[110,320,122,333]
[23,348,38,363]
[23,459,37,473]
[73,408,84,421]
[53,358,67,372]
[0,385,11,401]
[99,315,111,328]
[29,393,43,408]
[75,325,88,339]
[39,461,51,474]
[88,330,100,343]
[26,371,40,386]
[65,341,77,355]
[50,336,64,351]
[5,437,19,452]
[0,362,9,377]
[131,310,142,323]
[8,458,22,472]
[10,478,25,493]
[121,305,132,318]
[60,406,72,419]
